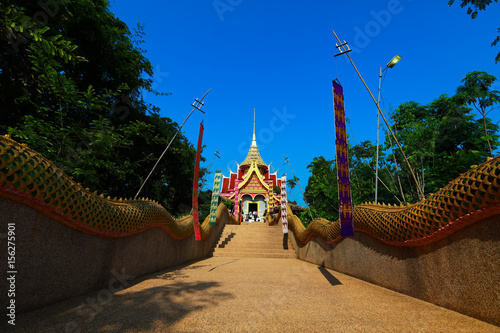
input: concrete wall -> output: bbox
[0,197,229,314]
[289,216,500,327]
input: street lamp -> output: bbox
[375,55,401,204]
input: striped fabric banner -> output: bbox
[192,122,204,241]
[280,176,288,233]
[209,171,222,225]
[234,179,241,221]
[267,179,274,215]
[333,80,354,237]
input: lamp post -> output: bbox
[375,55,401,204]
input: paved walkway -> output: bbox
[10,257,499,332]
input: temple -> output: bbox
[219,111,282,221]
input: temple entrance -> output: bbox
[248,202,258,214]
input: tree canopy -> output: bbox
[304,71,499,221]
[456,71,500,155]
[1,0,205,215]
[303,156,339,223]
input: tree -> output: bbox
[448,0,500,62]
[456,71,500,155]
[387,89,498,201]
[287,176,299,201]
[303,157,339,222]
[349,140,403,205]
[198,189,213,222]
[0,1,202,216]
[388,101,440,201]
[273,185,281,195]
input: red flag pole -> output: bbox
[192,122,204,241]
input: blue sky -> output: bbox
[110,0,500,205]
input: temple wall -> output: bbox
[0,197,229,314]
[242,194,253,216]
[289,216,500,326]
[255,194,266,217]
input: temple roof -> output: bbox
[240,144,267,168]
[240,109,267,169]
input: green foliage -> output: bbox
[304,71,499,218]
[386,73,498,201]
[349,141,379,204]
[303,157,339,222]
[448,0,498,18]
[197,190,213,222]
[222,200,234,211]
[286,176,299,201]
[287,177,298,189]
[273,185,281,194]
[455,71,500,154]
[0,0,203,215]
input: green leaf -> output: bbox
[481,135,493,141]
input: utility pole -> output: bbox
[331,30,424,201]
[134,89,211,199]
[207,150,221,174]
[283,154,314,221]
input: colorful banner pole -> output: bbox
[209,171,222,226]
[280,176,288,233]
[333,80,354,237]
[234,179,241,221]
[192,122,204,241]
[267,180,274,215]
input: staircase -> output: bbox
[211,222,296,259]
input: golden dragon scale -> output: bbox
[272,156,500,246]
[0,135,237,239]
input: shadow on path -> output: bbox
[13,279,232,333]
[318,266,342,286]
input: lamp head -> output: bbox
[386,55,402,68]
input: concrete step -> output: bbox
[216,241,286,248]
[224,231,283,235]
[222,226,284,232]
[216,233,287,243]
[224,224,283,229]
[224,235,284,240]
[212,223,295,259]
[214,247,293,254]
[212,251,296,259]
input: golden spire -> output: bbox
[252,108,257,147]
[240,108,267,169]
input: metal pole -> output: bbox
[375,66,382,204]
[331,30,424,201]
[134,89,211,199]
